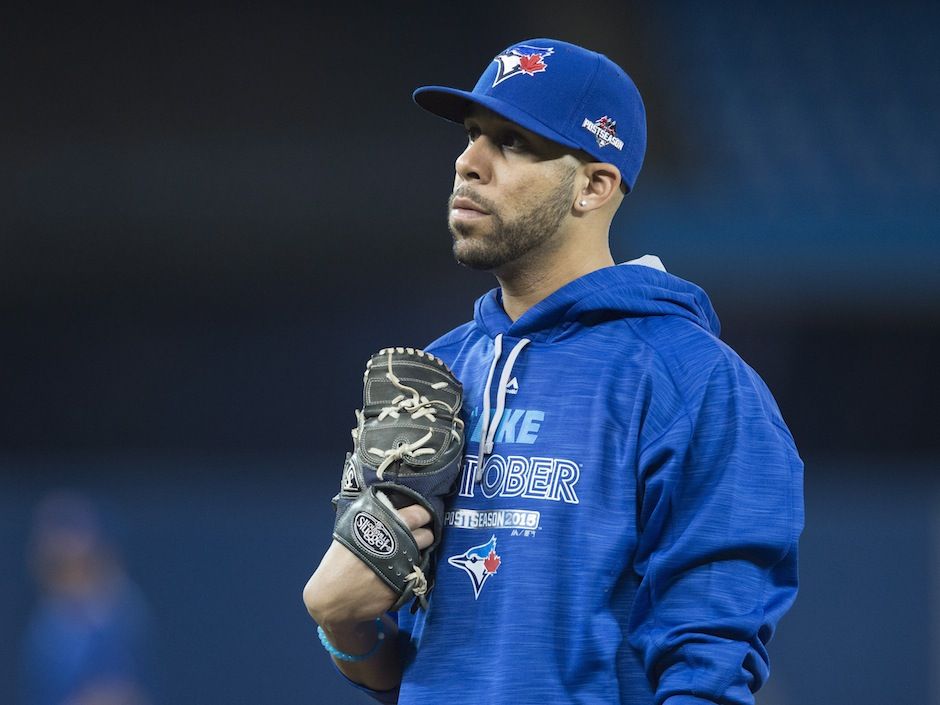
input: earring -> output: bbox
[579,200,587,207]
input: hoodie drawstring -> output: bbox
[476,334,502,473]
[475,334,531,482]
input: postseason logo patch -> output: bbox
[582,115,624,150]
[492,44,554,86]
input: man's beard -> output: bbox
[447,168,576,272]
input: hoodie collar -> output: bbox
[473,257,721,343]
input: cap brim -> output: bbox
[413,86,583,154]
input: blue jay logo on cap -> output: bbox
[581,115,624,150]
[492,44,554,87]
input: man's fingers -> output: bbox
[395,504,434,549]
[412,527,434,551]
[396,504,432,532]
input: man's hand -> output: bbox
[304,504,433,628]
[303,504,434,693]
[331,347,465,612]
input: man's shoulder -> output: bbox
[424,320,477,363]
[628,314,727,371]
[628,314,775,408]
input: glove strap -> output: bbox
[317,618,386,662]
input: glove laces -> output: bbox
[367,350,464,481]
[405,564,428,596]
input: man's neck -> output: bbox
[496,245,615,322]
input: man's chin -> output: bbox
[449,216,488,239]
[452,240,513,272]
[450,225,486,264]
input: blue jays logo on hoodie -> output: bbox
[492,45,554,86]
[448,535,502,599]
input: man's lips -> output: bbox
[450,196,490,219]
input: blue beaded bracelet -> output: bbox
[317,618,386,662]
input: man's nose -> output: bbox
[455,137,493,184]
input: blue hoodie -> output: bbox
[369,260,803,705]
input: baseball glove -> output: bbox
[332,347,465,612]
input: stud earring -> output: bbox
[579,200,587,207]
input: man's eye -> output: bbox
[465,126,481,142]
[501,132,528,151]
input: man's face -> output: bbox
[447,108,579,272]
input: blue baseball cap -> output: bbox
[413,38,647,193]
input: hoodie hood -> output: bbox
[473,258,721,343]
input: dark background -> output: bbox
[2,2,938,703]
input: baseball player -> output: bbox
[304,38,804,705]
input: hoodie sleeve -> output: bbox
[628,352,804,705]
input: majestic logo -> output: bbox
[492,44,554,86]
[581,115,624,150]
[505,377,519,395]
[353,512,396,557]
[448,535,502,599]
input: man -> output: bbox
[20,491,156,705]
[304,37,804,705]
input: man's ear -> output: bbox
[575,162,623,211]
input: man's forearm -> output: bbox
[306,509,432,696]
[319,614,402,692]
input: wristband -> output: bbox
[318,618,386,662]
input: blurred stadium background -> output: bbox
[1,1,938,703]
